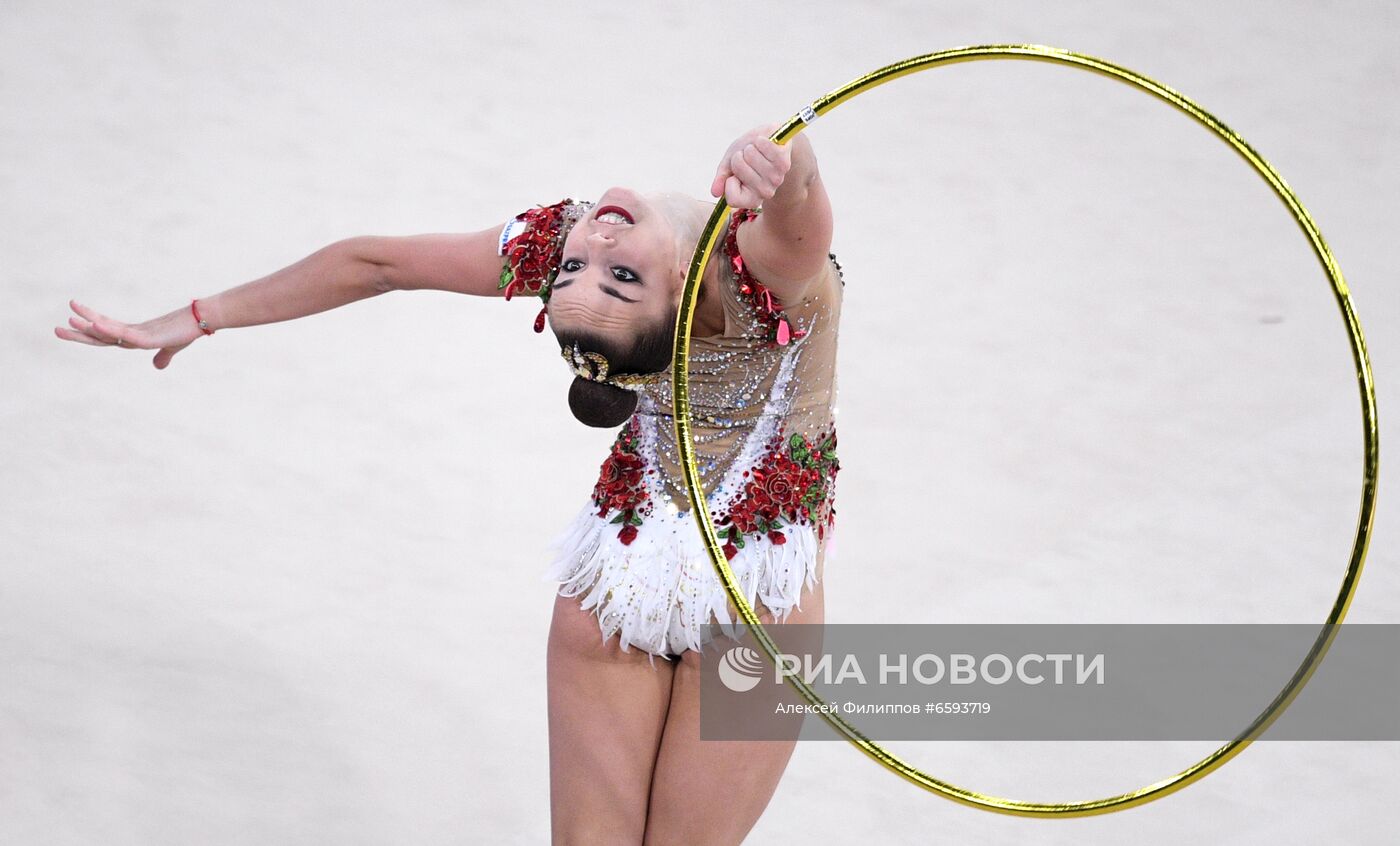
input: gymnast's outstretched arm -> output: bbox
[54,225,510,368]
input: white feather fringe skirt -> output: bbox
[543,500,832,662]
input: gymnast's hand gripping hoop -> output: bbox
[670,44,1379,817]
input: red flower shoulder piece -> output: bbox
[498,198,577,333]
[725,208,808,347]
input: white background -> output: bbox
[3,1,1397,843]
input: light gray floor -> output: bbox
[3,1,1397,843]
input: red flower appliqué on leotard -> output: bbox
[718,426,839,559]
[592,418,652,545]
[589,420,839,552]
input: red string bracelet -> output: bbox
[190,299,215,335]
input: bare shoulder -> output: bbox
[733,178,835,306]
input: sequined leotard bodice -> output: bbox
[498,198,845,660]
[628,216,843,537]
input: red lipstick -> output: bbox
[594,204,635,224]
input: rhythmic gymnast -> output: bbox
[56,122,845,844]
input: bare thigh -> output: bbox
[547,592,677,845]
[642,547,828,846]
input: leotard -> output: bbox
[498,198,846,661]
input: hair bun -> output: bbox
[568,377,638,428]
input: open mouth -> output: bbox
[594,204,635,225]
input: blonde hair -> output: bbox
[646,191,717,279]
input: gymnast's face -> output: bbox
[546,187,685,345]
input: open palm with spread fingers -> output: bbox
[54,299,205,369]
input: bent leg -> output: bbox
[547,592,676,845]
[642,549,827,845]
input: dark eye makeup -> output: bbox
[552,258,640,303]
[560,258,642,283]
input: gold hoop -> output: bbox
[671,44,1380,817]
